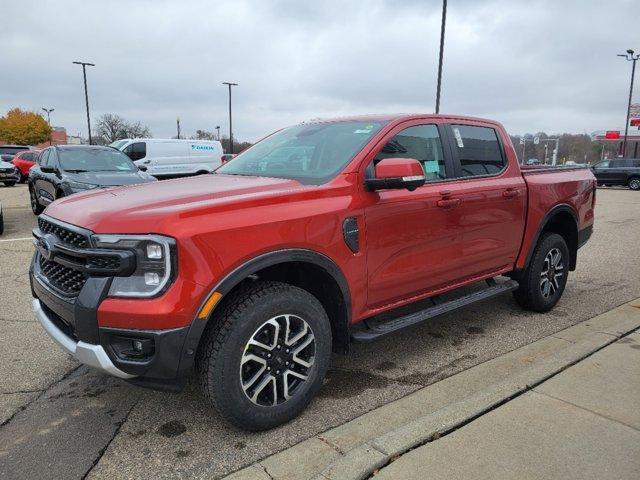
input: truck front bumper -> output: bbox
[30,260,193,390]
[33,298,135,379]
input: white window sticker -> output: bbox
[453,128,464,148]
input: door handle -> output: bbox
[437,198,461,208]
[502,188,519,199]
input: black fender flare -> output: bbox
[175,249,352,378]
[521,204,579,272]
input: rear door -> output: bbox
[442,123,526,279]
[363,120,464,308]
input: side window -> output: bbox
[594,160,609,169]
[38,150,50,166]
[450,125,505,177]
[48,149,58,168]
[373,124,446,181]
[124,142,146,161]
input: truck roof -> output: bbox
[303,113,503,127]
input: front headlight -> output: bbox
[92,234,177,297]
[67,180,99,191]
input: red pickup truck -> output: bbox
[30,114,595,430]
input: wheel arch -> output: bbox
[182,249,352,378]
[524,205,579,271]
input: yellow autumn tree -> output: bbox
[0,108,52,145]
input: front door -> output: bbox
[364,122,464,308]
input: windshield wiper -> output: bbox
[64,169,89,173]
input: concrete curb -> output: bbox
[225,300,640,480]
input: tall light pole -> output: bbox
[42,108,54,145]
[222,82,238,153]
[617,49,639,157]
[435,0,447,114]
[215,125,221,141]
[41,107,54,126]
[72,61,95,144]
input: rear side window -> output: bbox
[123,142,146,160]
[450,125,505,177]
[22,153,33,161]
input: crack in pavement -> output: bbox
[0,365,82,428]
[80,395,142,480]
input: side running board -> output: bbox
[351,278,519,343]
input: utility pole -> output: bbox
[42,108,54,145]
[435,0,447,114]
[617,49,639,157]
[216,125,221,141]
[176,117,181,139]
[223,82,238,154]
[72,61,95,144]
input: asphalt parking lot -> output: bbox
[0,184,639,479]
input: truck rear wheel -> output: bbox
[196,280,332,431]
[513,233,569,312]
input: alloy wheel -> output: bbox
[240,314,315,407]
[629,179,640,190]
[540,247,564,298]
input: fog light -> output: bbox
[144,272,160,286]
[133,340,143,352]
[147,243,163,259]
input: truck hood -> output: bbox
[65,170,155,186]
[45,173,303,233]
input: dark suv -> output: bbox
[28,145,157,214]
[591,158,640,190]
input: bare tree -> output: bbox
[191,129,216,140]
[94,114,151,144]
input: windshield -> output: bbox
[58,148,137,172]
[109,140,129,150]
[217,120,386,185]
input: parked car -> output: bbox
[0,145,30,156]
[111,138,224,178]
[591,158,640,190]
[12,150,40,182]
[0,156,20,186]
[31,114,595,430]
[28,145,157,214]
[526,158,541,165]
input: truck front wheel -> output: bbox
[513,233,569,312]
[196,280,332,431]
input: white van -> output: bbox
[112,138,224,178]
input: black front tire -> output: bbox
[29,186,44,215]
[3,181,16,187]
[513,233,570,312]
[196,280,332,431]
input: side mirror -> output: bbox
[138,165,148,172]
[365,157,426,192]
[41,165,57,174]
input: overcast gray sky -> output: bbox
[1,0,638,141]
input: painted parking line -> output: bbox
[0,237,33,243]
